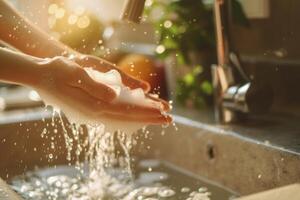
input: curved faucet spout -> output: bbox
[121,0,146,23]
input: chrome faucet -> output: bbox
[121,0,146,23]
[212,0,273,123]
[212,0,236,123]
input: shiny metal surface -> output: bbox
[121,0,146,23]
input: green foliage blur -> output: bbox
[146,0,248,109]
[146,0,216,109]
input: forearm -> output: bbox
[0,47,42,86]
[0,0,77,58]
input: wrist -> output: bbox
[20,56,45,87]
[0,48,45,87]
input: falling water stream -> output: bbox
[9,109,235,200]
[8,69,235,199]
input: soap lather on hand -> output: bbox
[85,66,171,117]
[0,0,171,132]
[34,56,172,133]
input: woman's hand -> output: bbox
[36,56,171,124]
[73,54,151,92]
[36,56,117,103]
[0,1,171,124]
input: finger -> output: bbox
[65,84,161,117]
[70,69,117,102]
[103,112,172,124]
[76,56,150,92]
[145,94,171,112]
[61,86,172,124]
[98,101,164,117]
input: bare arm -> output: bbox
[0,48,171,124]
[0,0,150,91]
[0,47,42,85]
[0,0,76,58]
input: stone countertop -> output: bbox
[173,106,300,156]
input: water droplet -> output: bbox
[198,187,208,192]
[258,174,262,179]
[181,187,190,193]
[164,20,172,28]
[158,188,175,197]
[156,45,165,54]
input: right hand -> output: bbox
[73,54,151,92]
[34,56,171,124]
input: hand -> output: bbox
[73,54,151,92]
[36,56,117,102]
[35,56,171,124]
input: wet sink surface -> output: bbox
[1,107,300,197]
[9,159,236,200]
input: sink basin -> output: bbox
[1,107,300,199]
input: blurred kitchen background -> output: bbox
[4,0,300,120]
[0,0,222,113]
[4,1,300,198]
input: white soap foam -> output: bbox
[84,68,162,109]
[37,68,164,133]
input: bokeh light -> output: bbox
[77,15,90,29]
[156,45,165,54]
[68,14,78,25]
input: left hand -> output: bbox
[73,54,151,92]
[73,54,171,112]
[35,56,171,124]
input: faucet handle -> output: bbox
[121,0,146,23]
